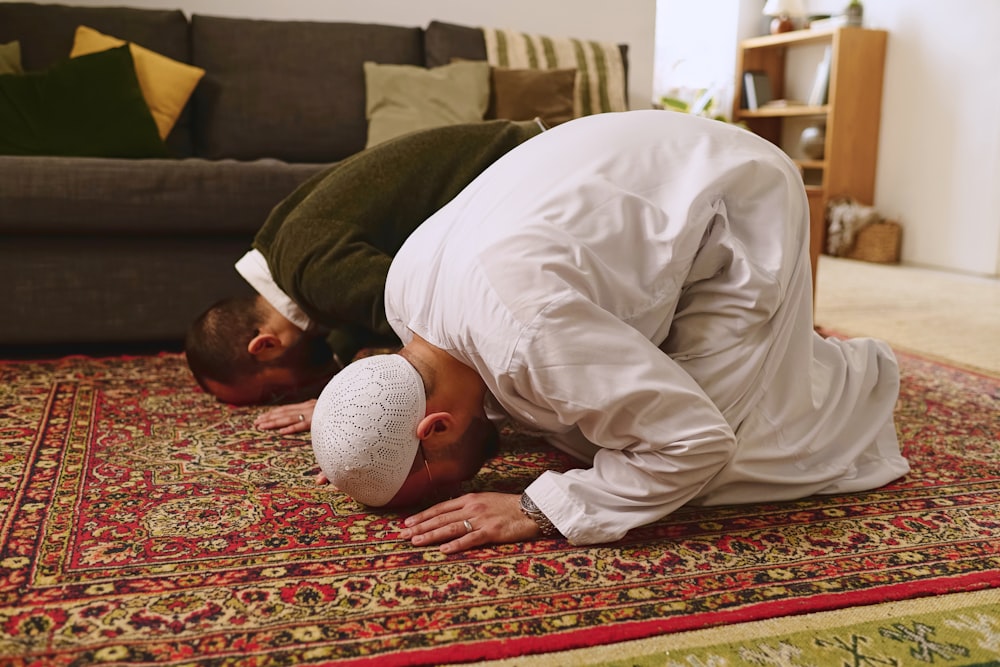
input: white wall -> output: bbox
[653,0,763,115]
[655,0,1000,277]
[53,0,657,112]
[864,0,1000,278]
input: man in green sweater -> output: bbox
[185,120,543,428]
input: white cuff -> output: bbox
[234,250,314,332]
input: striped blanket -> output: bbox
[482,27,628,117]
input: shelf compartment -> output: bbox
[737,104,829,119]
[740,26,842,50]
[795,159,826,170]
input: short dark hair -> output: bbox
[449,416,500,472]
[444,416,500,479]
[184,295,265,391]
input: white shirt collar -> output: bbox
[234,250,314,331]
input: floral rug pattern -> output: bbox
[0,351,997,666]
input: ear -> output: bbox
[416,412,456,442]
[247,332,284,361]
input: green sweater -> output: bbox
[253,119,543,364]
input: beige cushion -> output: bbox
[489,67,576,127]
[0,41,23,75]
[364,60,490,148]
[70,25,205,139]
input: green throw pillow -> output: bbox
[0,44,167,158]
[0,41,23,75]
[364,60,490,148]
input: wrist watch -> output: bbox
[519,492,560,537]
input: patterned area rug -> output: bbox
[0,350,997,666]
[467,589,1000,666]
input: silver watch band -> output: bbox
[519,493,560,537]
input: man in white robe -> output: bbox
[310,110,910,551]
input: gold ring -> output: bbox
[297,414,305,422]
[462,519,473,533]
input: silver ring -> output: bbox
[297,414,305,422]
[462,519,473,534]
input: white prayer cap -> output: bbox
[311,354,425,506]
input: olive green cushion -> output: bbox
[0,45,166,158]
[363,60,490,148]
[0,41,22,75]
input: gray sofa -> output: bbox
[0,3,534,349]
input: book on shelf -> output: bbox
[742,71,772,111]
[808,46,832,106]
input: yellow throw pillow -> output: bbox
[70,25,205,139]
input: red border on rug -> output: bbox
[328,571,1000,666]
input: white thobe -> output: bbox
[384,110,909,546]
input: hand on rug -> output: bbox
[401,492,539,554]
[254,399,316,434]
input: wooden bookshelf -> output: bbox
[733,27,888,290]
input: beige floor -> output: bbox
[814,255,1000,375]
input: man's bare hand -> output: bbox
[399,492,540,554]
[254,399,316,434]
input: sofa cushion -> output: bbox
[0,2,195,156]
[489,67,577,126]
[482,28,628,116]
[191,15,424,163]
[363,61,491,148]
[424,20,488,67]
[0,155,323,235]
[0,41,23,74]
[70,26,205,140]
[0,45,167,158]
[425,20,630,112]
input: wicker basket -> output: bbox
[844,220,902,264]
